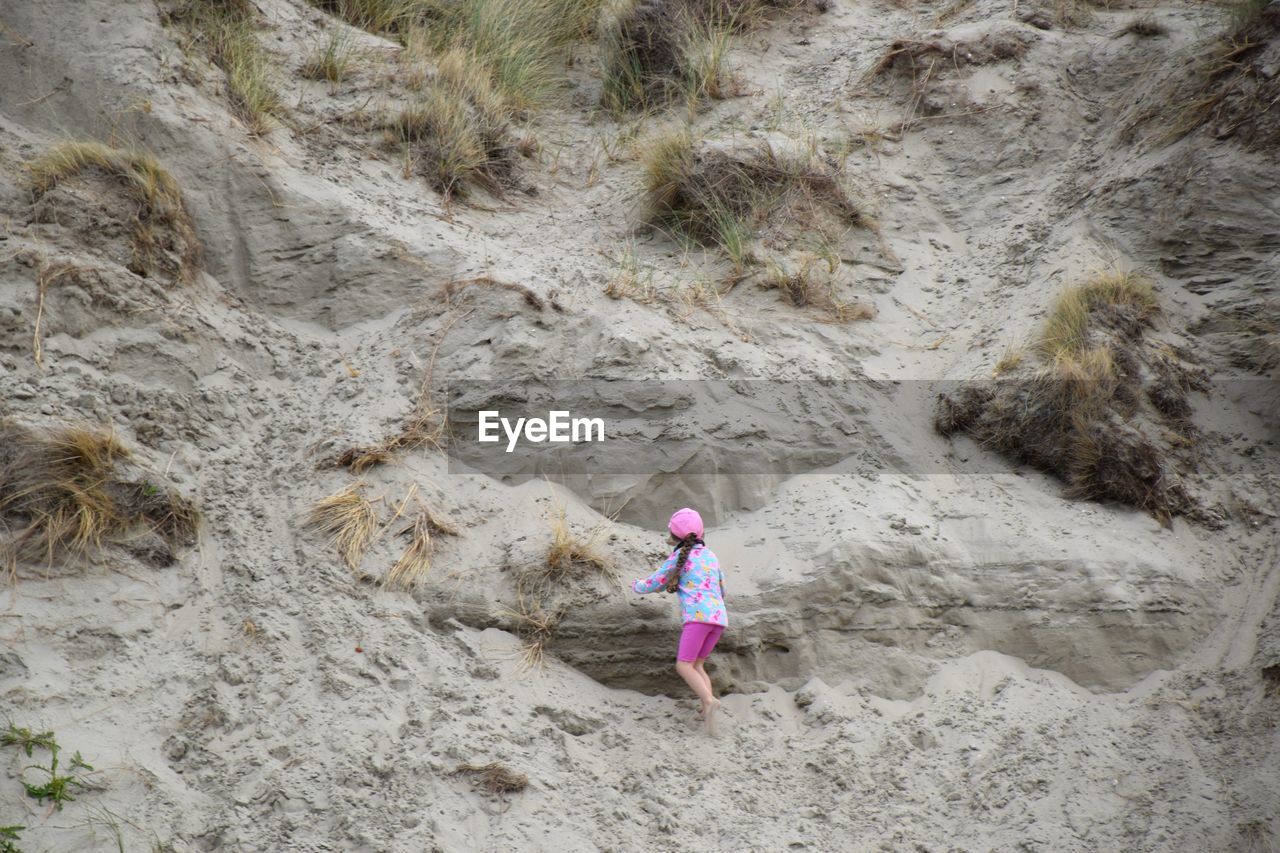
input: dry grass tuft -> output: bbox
[1123,0,1279,148]
[0,421,198,573]
[167,0,284,135]
[384,505,459,589]
[452,761,529,794]
[763,253,874,322]
[388,48,520,200]
[934,268,1207,525]
[27,141,203,281]
[604,243,660,303]
[1120,14,1166,37]
[501,592,562,670]
[307,483,378,570]
[532,507,613,589]
[1037,269,1159,360]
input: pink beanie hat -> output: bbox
[668,507,704,540]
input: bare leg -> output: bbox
[693,659,718,713]
[676,660,715,710]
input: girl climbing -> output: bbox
[631,507,727,721]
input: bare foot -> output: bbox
[702,699,722,734]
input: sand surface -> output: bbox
[0,0,1277,849]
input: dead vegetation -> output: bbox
[497,508,615,669]
[642,131,859,252]
[306,483,378,570]
[863,29,1034,128]
[935,269,1210,525]
[510,595,562,670]
[1119,14,1166,37]
[522,507,614,592]
[27,141,203,282]
[866,32,1032,80]
[452,761,529,794]
[762,253,876,322]
[0,421,198,576]
[383,501,459,589]
[1124,0,1280,148]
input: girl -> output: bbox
[631,507,726,719]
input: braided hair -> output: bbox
[664,534,703,594]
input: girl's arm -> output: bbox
[632,553,678,594]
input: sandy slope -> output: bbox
[0,0,1277,849]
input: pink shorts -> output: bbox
[677,622,724,662]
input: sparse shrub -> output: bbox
[27,141,203,281]
[0,422,198,573]
[166,0,284,135]
[934,269,1205,524]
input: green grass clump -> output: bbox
[600,0,737,112]
[934,268,1203,524]
[312,0,421,33]
[27,141,202,281]
[0,825,23,853]
[640,128,859,271]
[1037,269,1159,360]
[301,29,356,84]
[167,0,284,135]
[390,48,519,199]
[318,0,602,111]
